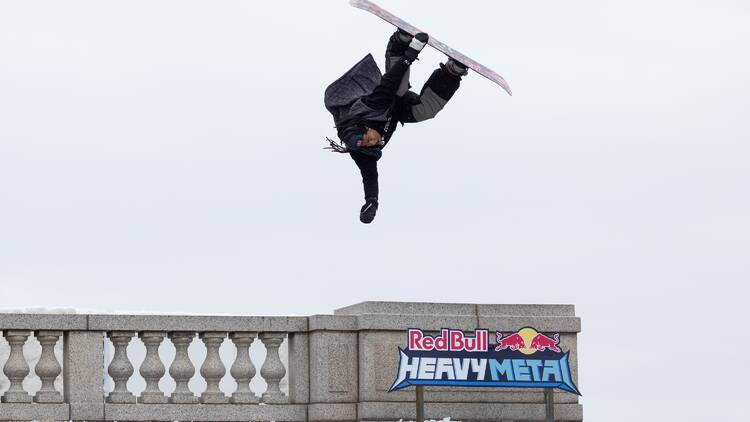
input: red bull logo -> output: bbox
[390,326,580,395]
[495,327,561,354]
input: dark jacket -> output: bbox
[324,54,388,128]
[324,50,461,200]
[324,54,420,148]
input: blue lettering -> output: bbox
[489,359,514,381]
[512,359,531,382]
[525,359,543,381]
[541,360,562,382]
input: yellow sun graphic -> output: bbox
[517,327,540,355]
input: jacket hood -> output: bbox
[324,54,386,127]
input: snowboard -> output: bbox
[349,0,512,96]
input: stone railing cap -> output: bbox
[478,316,582,333]
[354,314,478,331]
[477,304,576,317]
[308,315,358,331]
[0,313,87,330]
[88,315,308,332]
[335,301,577,317]
[335,301,476,316]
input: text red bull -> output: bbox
[408,329,488,352]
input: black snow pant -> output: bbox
[351,150,380,200]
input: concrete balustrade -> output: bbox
[229,332,259,404]
[33,330,63,404]
[0,302,583,421]
[137,331,167,404]
[167,331,197,404]
[1,330,32,404]
[107,331,136,404]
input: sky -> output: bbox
[1,0,749,420]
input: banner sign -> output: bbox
[389,327,580,395]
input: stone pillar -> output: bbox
[33,330,63,403]
[64,331,105,421]
[229,332,259,404]
[259,332,287,404]
[168,331,197,404]
[332,301,584,422]
[199,331,229,404]
[287,331,310,405]
[138,331,168,403]
[1,330,31,403]
[106,331,136,403]
[307,315,359,422]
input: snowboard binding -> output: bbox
[404,32,429,63]
[444,58,469,77]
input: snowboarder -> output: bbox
[325,29,468,224]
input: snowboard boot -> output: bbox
[404,32,429,63]
[444,58,469,77]
[386,29,413,65]
[360,197,379,224]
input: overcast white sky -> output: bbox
[1,0,748,420]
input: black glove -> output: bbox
[403,32,429,63]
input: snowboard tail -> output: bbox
[349,0,512,96]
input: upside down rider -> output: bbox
[324,30,468,224]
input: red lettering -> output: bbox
[411,328,489,352]
[409,329,423,350]
[451,330,464,351]
[435,329,448,350]
[465,336,476,351]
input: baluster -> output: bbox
[1,330,31,403]
[259,332,287,404]
[138,331,167,403]
[169,331,197,404]
[33,330,63,403]
[229,332,258,404]
[199,332,228,403]
[106,331,136,403]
